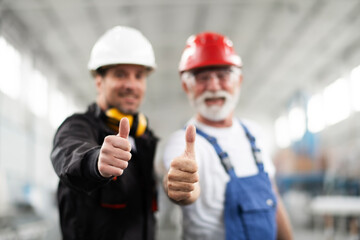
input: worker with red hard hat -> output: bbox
[51,26,158,240]
[162,32,293,240]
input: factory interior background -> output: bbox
[1,0,360,239]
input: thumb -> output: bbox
[184,124,196,159]
[119,117,130,139]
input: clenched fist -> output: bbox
[98,117,132,178]
[165,125,200,205]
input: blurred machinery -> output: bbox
[0,171,58,240]
[273,91,360,239]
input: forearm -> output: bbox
[276,199,293,240]
[275,191,293,240]
[51,138,109,193]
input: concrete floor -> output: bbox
[156,226,358,240]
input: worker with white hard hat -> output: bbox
[51,26,158,240]
[161,31,293,240]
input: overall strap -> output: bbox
[195,128,234,173]
[239,122,263,164]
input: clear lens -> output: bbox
[181,66,241,87]
[194,69,232,84]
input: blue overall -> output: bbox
[195,122,277,240]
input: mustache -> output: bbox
[118,89,139,98]
[196,90,231,101]
[191,89,240,121]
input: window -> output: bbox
[307,93,325,133]
[323,78,351,126]
[350,65,360,111]
[27,69,48,117]
[275,115,291,148]
[0,37,21,99]
[288,106,306,141]
[275,64,359,148]
[49,89,67,128]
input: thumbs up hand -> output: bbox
[165,125,200,204]
[98,117,132,178]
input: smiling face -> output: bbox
[95,64,148,114]
[182,66,242,126]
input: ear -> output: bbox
[95,75,103,93]
[237,74,243,87]
[182,80,190,94]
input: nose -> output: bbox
[206,74,221,91]
[123,74,138,89]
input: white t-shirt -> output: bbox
[162,118,275,240]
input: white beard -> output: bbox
[189,89,240,121]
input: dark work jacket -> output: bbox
[51,103,158,240]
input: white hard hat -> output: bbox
[88,26,156,71]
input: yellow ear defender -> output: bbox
[105,108,147,137]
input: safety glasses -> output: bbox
[182,66,241,87]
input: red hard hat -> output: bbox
[178,32,242,72]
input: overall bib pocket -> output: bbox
[225,170,277,240]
